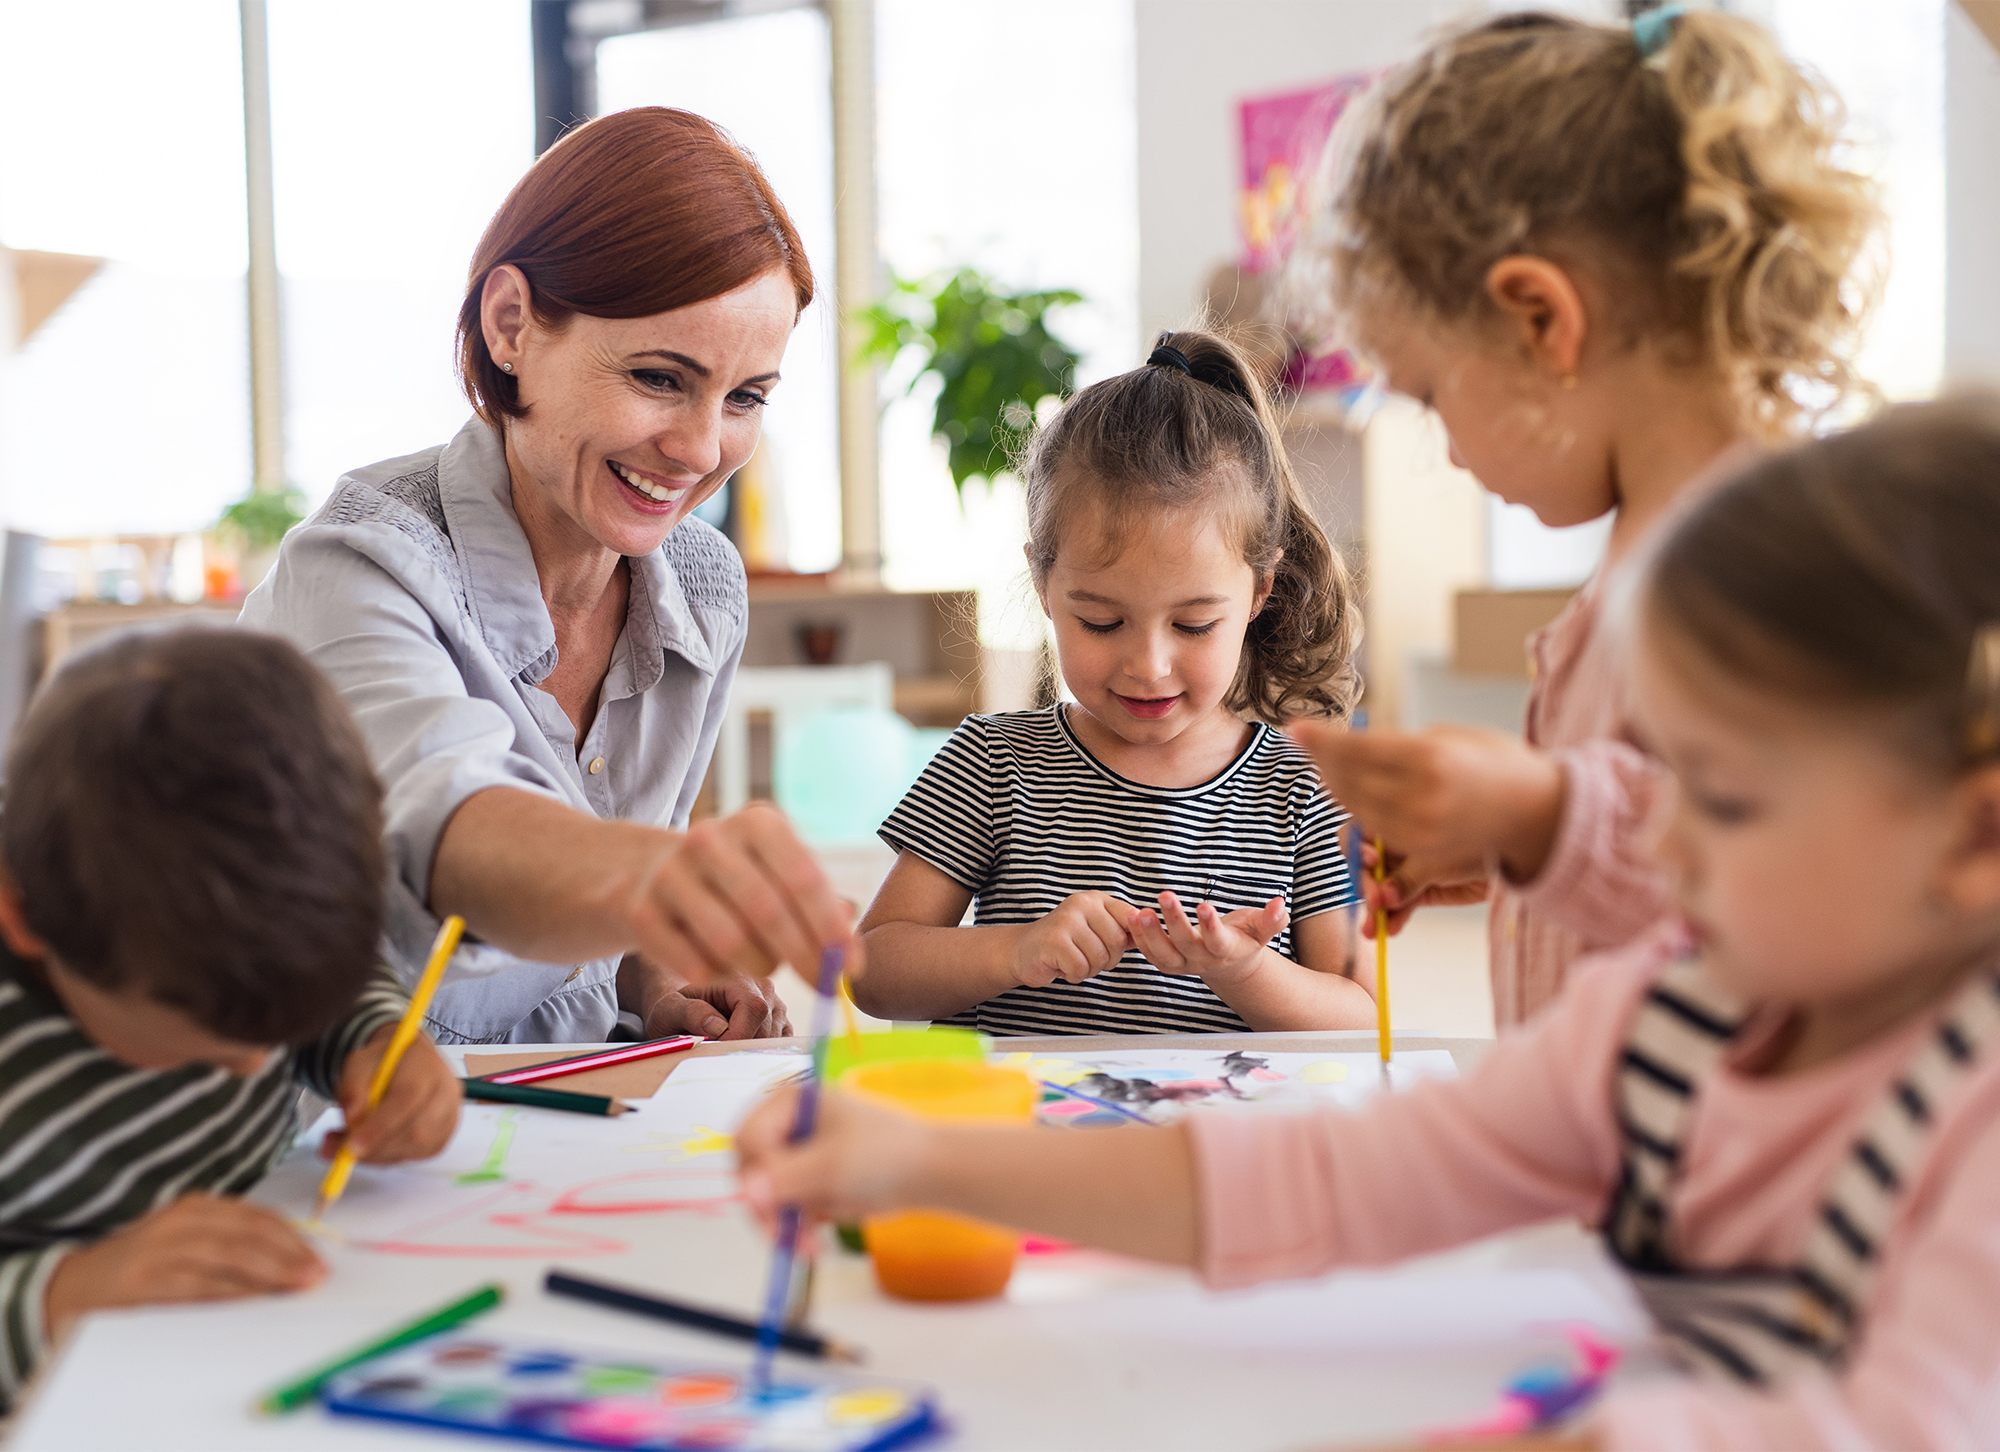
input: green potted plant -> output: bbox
[857,267,1082,497]
[212,485,305,596]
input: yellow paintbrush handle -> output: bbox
[316,915,464,1215]
[1371,839,1391,1063]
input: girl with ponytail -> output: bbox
[852,328,1376,1035]
[1288,6,1885,1026]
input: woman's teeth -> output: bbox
[611,461,683,503]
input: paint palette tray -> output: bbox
[319,1333,937,1451]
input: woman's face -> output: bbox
[490,268,798,559]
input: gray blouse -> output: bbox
[241,417,747,1044]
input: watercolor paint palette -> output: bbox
[319,1334,937,1451]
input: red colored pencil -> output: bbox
[481,1035,702,1086]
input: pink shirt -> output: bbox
[1190,929,2000,1449]
[1488,577,1675,1026]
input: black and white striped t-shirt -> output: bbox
[0,949,405,1406]
[879,705,1356,1036]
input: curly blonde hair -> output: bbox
[1022,329,1362,724]
[1295,9,1883,436]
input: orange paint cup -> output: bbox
[844,1059,1036,1301]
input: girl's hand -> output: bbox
[628,801,862,987]
[324,1026,460,1164]
[1359,840,1493,938]
[1012,892,1136,987]
[1291,723,1564,924]
[735,1085,934,1235]
[1128,891,1288,987]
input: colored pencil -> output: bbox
[751,945,843,1397]
[544,1269,862,1363]
[315,915,463,1219]
[256,1281,503,1414]
[460,1078,629,1116]
[480,1034,702,1087]
[1371,838,1391,1063]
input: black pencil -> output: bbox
[460,1079,629,1116]
[544,1269,863,1363]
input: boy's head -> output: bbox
[0,628,385,1065]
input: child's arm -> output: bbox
[852,853,1136,1020]
[1127,895,1379,1030]
[297,967,460,1164]
[736,1085,1200,1265]
[32,1194,325,1349]
[741,942,1651,1283]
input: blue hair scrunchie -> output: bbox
[1632,3,1687,60]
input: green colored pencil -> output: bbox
[460,1079,628,1116]
[256,1282,504,1415]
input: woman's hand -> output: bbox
[625,802,861,987]
[1012,892,1136,988]
[619,954,791,1039]
[324,1025,461,1164]
[735,1084,934,1236]
[1127,891,1288,988]
[1291,723,1563,931]
[43,1194,325,1342]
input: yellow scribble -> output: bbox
[676,1126,734,1157]
[994,1053,1091,1087]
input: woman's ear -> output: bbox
[1940,764,2000,918]
[481,264,534,372]
[1484,256,1588,383]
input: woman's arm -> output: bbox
[1126,899,1379,1030]
[433,788,853,986]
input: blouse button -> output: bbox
[588,756,606,775]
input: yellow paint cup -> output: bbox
[844,1059,1036,1301]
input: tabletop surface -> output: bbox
[10,1030,1662,1452]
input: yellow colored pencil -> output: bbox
[837,974,864,1061]
[314,914,464,1219]
[1371,838,1391,1063]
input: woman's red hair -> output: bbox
[456,107,814,424]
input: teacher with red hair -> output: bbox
[245,109,853,1044]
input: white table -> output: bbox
[11,1032,1664,1450]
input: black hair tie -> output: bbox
[1147,343,1193,377]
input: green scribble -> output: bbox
[581,1365,655,1394]
[455,1110,520,1185]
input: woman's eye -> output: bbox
[1174,621,1219,637]
[1077,619,1120,635]
[728,389,769,410]
[632,370,679,392]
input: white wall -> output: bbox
[1947,2,2000,387]
[1132,0,1476,342]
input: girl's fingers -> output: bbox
[1155,893,1200,951]
[1129,910,1185,971]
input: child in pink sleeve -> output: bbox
[1285,8,1881,1024]
[736,399,2000,1448]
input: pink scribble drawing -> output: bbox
[349,1166,737,1259]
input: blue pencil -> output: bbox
[750,944,843,1399]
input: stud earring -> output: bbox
[500,361,514,374]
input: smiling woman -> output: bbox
[240,109,857,1045]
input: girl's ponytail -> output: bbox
[1658,11,1880,432]
[1023,328,1361,724]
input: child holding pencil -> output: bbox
[0,631,460,1407]
[742,400,2000,1447]
[1287,6,1883,1025]
[852,329,1376,1035]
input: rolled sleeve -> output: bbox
[246,529,570,913]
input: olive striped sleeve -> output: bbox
[0,1242,73,1405]
[290,964,411,1100]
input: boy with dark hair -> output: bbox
[0,628,459,1405]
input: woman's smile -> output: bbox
[607,457,698,513]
